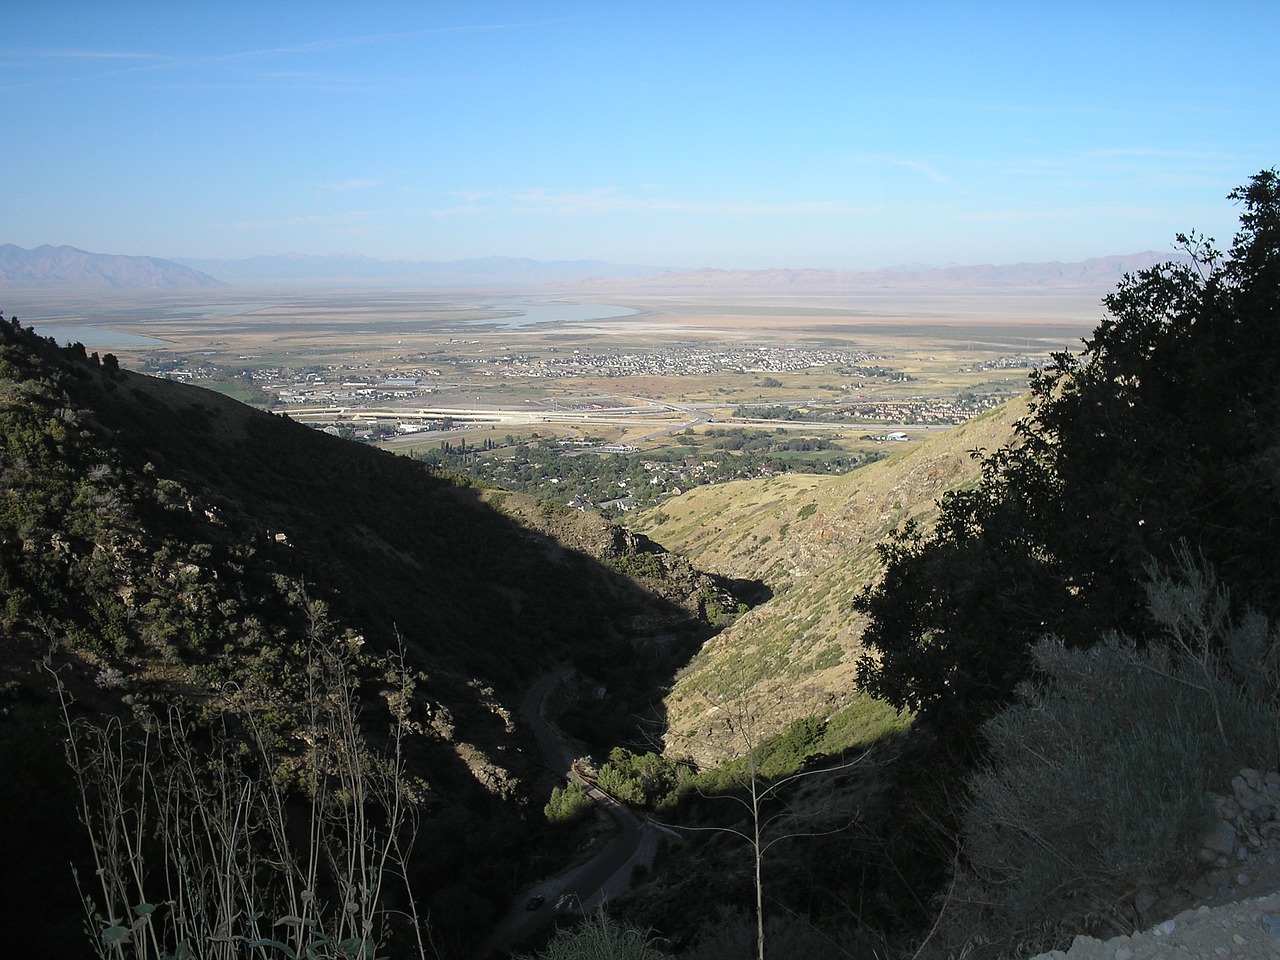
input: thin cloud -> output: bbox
[0,23,488,94]
[1083,147,1235,161]
[237,215,324,230]
[0,48,165,60]
[237,211,371,231]
[918,97,1135,120]
[320,179,383,192]
[1000,147,1239,169]
[1,17,572,91]
[0,47,168,89]
[892,159,952,184]
[194,23,522,65]
[494,188,865,217]
[953,204,1157,223]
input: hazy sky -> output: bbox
[4,1,1277,270]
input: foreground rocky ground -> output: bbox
[1030,893,1280,960]
[1032,768,1280,959]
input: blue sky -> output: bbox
[4,1,1277,270]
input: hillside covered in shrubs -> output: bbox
[843,171,1280,954]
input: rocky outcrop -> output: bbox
[1198,769,1280,867]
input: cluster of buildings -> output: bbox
[481,345,885,379]
[266,373,437,405]
[836,395,1005,425]
[140,344,906,404]
[141,356,447,406]
[974,354,1048,370]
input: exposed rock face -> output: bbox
[489,490,751,626]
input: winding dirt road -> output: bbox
[478,666,659,957]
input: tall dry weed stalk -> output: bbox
[53,638,431,960]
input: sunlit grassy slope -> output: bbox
[629,397,1029,764]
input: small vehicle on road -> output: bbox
[525,895,545,910]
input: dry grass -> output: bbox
[634,398,1030,763]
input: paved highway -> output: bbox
[286,395,939,447]
[286,395,696,429]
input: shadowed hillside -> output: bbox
[0,316,744,956]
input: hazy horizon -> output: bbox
[4,2,1277,271]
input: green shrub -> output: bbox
[696,589,743,628]
[537,497,570,519]
[516,911,665,960]
[669,715,838,801]
[965,630,1277,932]
[613,552,665,581]
[596,748,682,808]
[816,695,911,755]
[949,553,1280,953]
[545,780,595,824]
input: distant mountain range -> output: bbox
[578,252,1186,294]
[0,244,225,289]
[2,242,1185,293]
[172,253,664,288]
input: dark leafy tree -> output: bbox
[856,170,1280,751]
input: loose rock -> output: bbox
[1203,818,1240,857]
